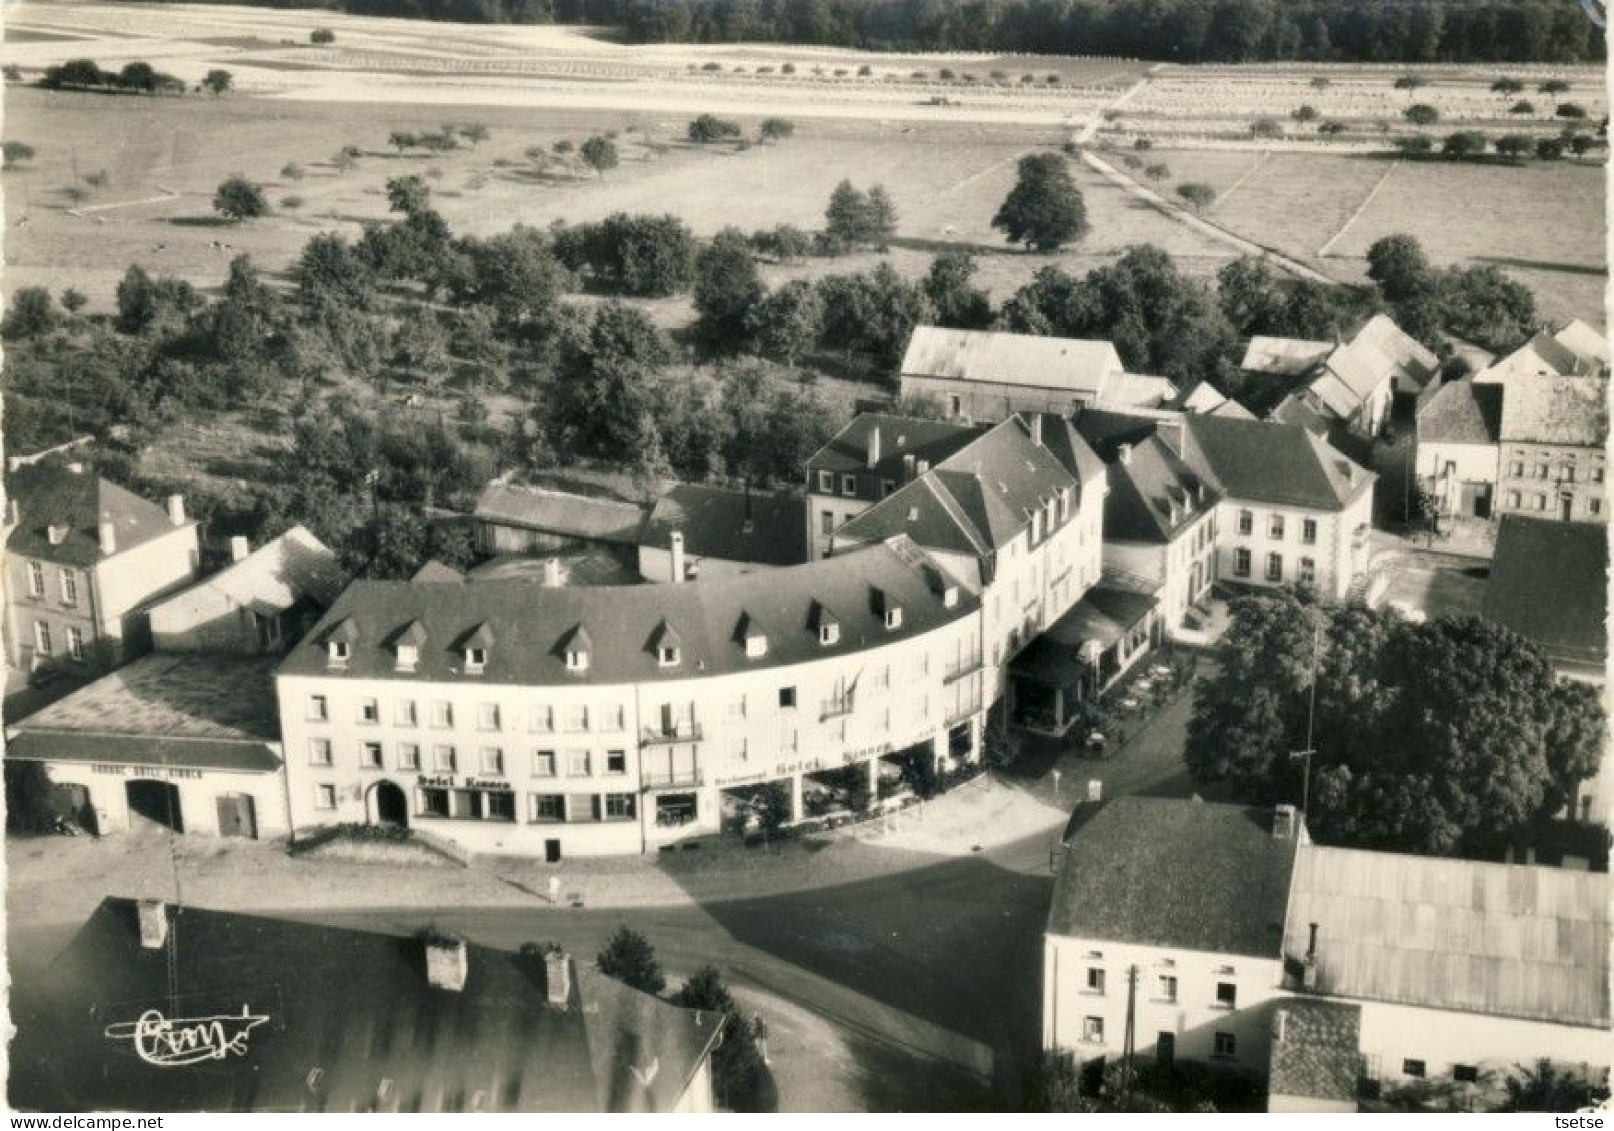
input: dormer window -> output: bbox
[651,620,682,668]
[393,620,427,672]
[465,646,487,672]
[811,602,840,646]
[328,641,350,666]
[885,606,903,630]
[46,524,67,546]
[658,645,680,667]
[565,647,589,672]
[819,623,839,645]
[746,634,767,658]
[459,622,494,675]
[395,643,419,672]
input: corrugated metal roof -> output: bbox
[900,326,1123,395]
[1284,845,1610,1028]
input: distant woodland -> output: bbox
[125,0,1606,64]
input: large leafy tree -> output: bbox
[924,250,993,329]
[992,152,1088,252]
[1187,590,1606,856]
[549,302,668,460]
[693,226,764,352]
[596,926,666,995]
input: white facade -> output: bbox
[1101,508,1218,633]
[41,758,289,840]
[1043,935,1287,1076]
[1214,489,1372,603]
[1417,439,1500,519]
[275,612,985,860]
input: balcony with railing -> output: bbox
[819,695,855,722]
[944,654,984,683]
[642,768,703,790]
[641,722,702,746]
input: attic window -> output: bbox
[46,523,68,546]
[907,506,920,522]
[819,623,840,646]
[327,641,350,666]
[465,646,487,672]
[884,605,903,630]
[565,648,589,673]
[395,644,419,672]
[941,585,959,609]
[745,633,767,659]
[657,645,680,667]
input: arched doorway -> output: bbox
[373,780,409,828]
[126,779,183,833]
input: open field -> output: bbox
[1125,145,1607,326]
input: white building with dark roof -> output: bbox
[1415,379,1504,519]
[275,537,986,859]
[1476,319,1609,383]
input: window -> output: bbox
[1534,492,1548,511]
[564,705,589,733]
[1595,467,1605,485]
[1301,518,1317,545]
[486,791,516,821]
[884,606,903,630]
[819,623,839,646]
[1506,490,1521,508]
[604,793,636,820]
[566,750,591,777]
[360,741,383,769]
[1233,548,1251,578]
[1298,557,1316,586]
[1236,509,1253,536]
[1563,466,1577,484]
[1269,514,1285,539]
[395,644,418,672]
[477,702,501,732]
[434,745,457,773]
[1508,460,1524,477]
[328,641,350,665]
[565,647,588,673]
[1213,1032,1236,1060]
[1591,498,1603,516]
[308,695,329,722]
[1453,1065,1478,1084]
[32,621,51,656]
[59,569,78,606]
[882,479,896,497]
[1215,982,1237,1008]
[950,394,963,417]
[480,747,504,776]
[532,750,557,777]
[397,743,421,771]
[395,699,416,726]
[26,561,43,598]
[529,705,554,733]
[66,626,84,661]
[431,701,453,728]
[531,794,564,822]
[1156,975,1177,1003]
[727,696,747,721]
[606,750,627,775]
[358,697,379,724]
[1536,462,1550,479]
[309,738,333,766]
[1085,967,1106,994]
[314,784,337,810]
[657,645,680,667]
[817,470,834,493]
[1403,1059,1426,1079]
[779,686,797,710]
[465,647,487,672]
[1265,552,1283,582]
[841,473,857,496]
[1082,1016,1104,1044]
[820,510,835,536]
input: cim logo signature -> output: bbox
[105,1006,270,1067]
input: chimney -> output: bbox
[545,949,572,1007]
[902,453,916,482]
[425,935,469,992]
[4,499,17,526]
[542,557,563,587]
[229,535,250,563]
[137,899,169,950]
[99,521,117,555]
[916,459,930,475]
[669,531,685,584]
[1273,803,1297,840]
[866,425,882,469]
[166,494,186,526]
[1029,413,1043,447]
[1117,443,1133,466]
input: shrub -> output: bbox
[938,67,955,80]
[858,64,872,77]
[310,28,335,44]
[1440,130,1488,158]
[781,62,795,74]
[700,61,722,71]
[687,113,741,144]
[1556,102,1588,120]
[1291,104,1319,122]
[1319,120,1347,135]
[1403,103,1440,126]
[281,195,304,209]
[1392,135,1434,155]
[1133,137,1153,150]
[1508,99,1537,115]
[1493,134,1533,159]
[1535,137,1565,161]
[1249,116,1282,138]
[281,161,305,181]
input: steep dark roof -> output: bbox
[836,417,1085,558]
[1416,379,1502,446]
[473,482,646,545]
[1483,516,1608,668]
[640,483,807,568]
[1048,797,1300,959]
[1181,414,1373,512]
[5,463,186,567]
[279,538,975,686]
[1269,999,1362,1104]
[1101,435,1218,544]
[806,413,982,479]
[9,899,720,1113]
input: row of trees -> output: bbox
[1365,232,1536,352]
[1186,590,1604,857]
[619,0,1606,64]
[1393,129,1597,162]
[38,57,194,95]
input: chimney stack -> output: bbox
[545,949,572,1007]
[542,557,563,588]
[669,531,685,584]
[902,453,916,482]
[229,536,250,563]
[866,425,882,469]
[166,494,186,526]
[1273,803,1297,840]
[137,899,169,950]
[1029,413,1043,448]
[1117,443,1133,466]
[99,521,117,555]
[425,935,469,992]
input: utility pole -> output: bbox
[1121,964,1138,1107]
[1290,619,1322,817]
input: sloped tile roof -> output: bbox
[5,463,185,567]
[1498,374,1608,446]
[806,413,983,478]
[1100,435,1218,544]
[149,525,347,622]
[1416,379,1503,445]
[641,483,806,567]
[474,482,646,544]
[1240,336,1332,377]
[1182,414,1374,512]
[1049,797,1299,959]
